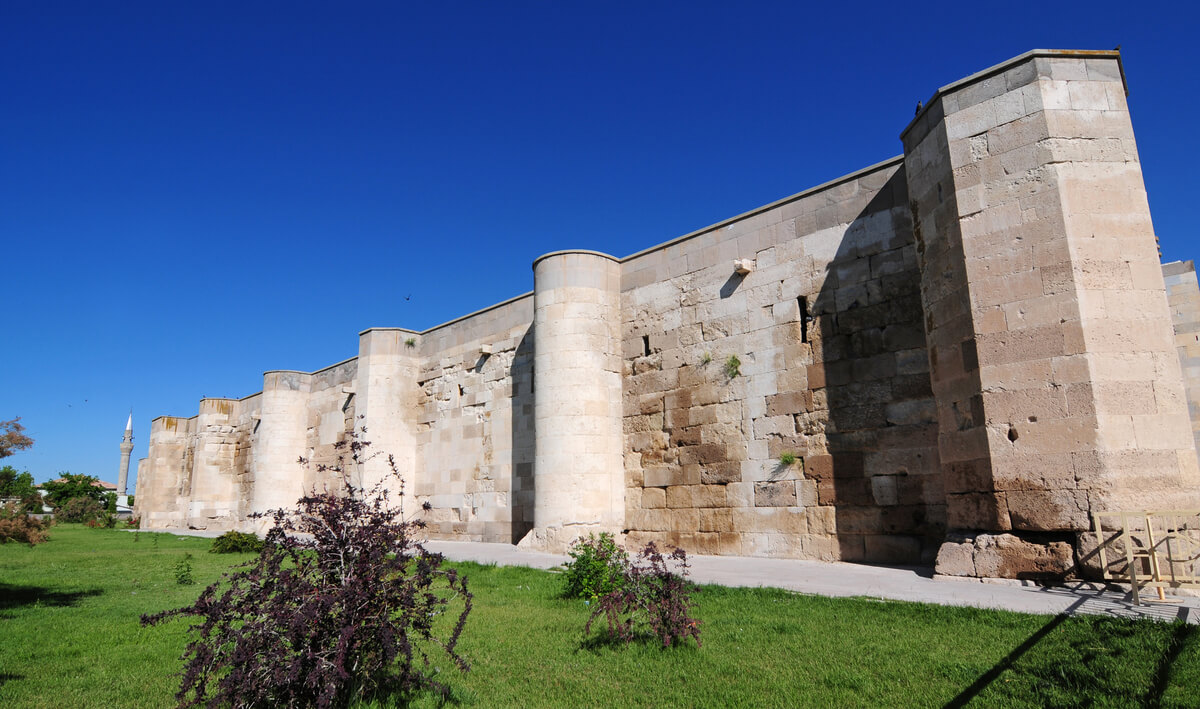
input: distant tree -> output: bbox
[41,473,104,508]
[0,466,41,513]
[0,466,36,498]
[0,418,34,459]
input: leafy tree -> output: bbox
[41,473,104,508]
[59,497,104,523]
[0,418,33,459]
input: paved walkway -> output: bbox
[422,540,1200,624]
[145,529,1198,623]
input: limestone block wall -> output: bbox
[902,49,1200,577]
[414,299,535,543]
[135,48,1200,581]
[299,358,359,494]
[1164,261,1200,455]
[229,393,260,521]
[619,159,941,564]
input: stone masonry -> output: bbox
[1164,261,1200,457]
[135,50,1200,580]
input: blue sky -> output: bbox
[2,1,1195,485]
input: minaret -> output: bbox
[117,413,134,507]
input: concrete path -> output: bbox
[145,529,1198,623]
[423,539,1200,625]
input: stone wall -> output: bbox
[134,361,359,530]
[1164,261,1200,456]
[620,160,941,564]
[135,49,1200,579]
[415,297,536,543]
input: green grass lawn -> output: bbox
[1,525,1197,708]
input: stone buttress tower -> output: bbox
[521,250,625,551]
[902,49,1200,576]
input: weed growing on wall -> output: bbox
[562,532,627,600]
[778,452,797,466]
[142,431,473,708]
[585,542,702,649]
[723,354,741,379]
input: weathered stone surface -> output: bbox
[135,50,1200,583]
[754,481,796,507]
[936,532,1073,580]
[934,538,977,577]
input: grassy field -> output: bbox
[1,525,1198,708]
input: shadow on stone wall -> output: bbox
[510,325,535,542]
[810,167,944,566]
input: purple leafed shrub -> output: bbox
[585,541,701,649]
[141,432,472,708]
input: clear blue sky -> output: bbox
[2,1,1195,485]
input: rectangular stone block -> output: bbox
[754,481,796,507]
[700,508,733,533]
[700,462,742,485]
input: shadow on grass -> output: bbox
[0,673,24,688]
[943,597,1085,708]
[0,582,103,613]
[1149,622,1198,707]
[945,595,1198,708]
[578,629,637,653]
[577,628,699,655]
[943,614,1071,708]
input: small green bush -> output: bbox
[563,532,628,601]
[779,452,797,466]
[210,530,263,554]
[174,553,195,585]
[57,497,104,523]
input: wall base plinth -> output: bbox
[516,524,621,554]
